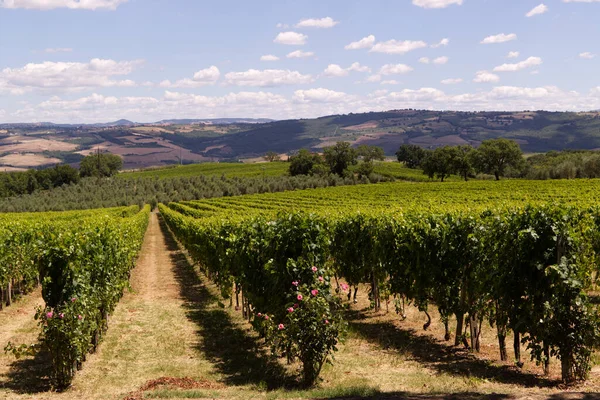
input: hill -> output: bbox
[2,109,600,170]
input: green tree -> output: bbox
[323,142,358,176]
[356,145,385,177]
[473,139,523,180]
[451,145,476,181]
[263,151,281,162]
[80,153,123,178]
[421,146,456,182]
[288,149,323,176]
[396,144,429,168]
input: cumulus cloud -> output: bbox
[441,78,463,84]
[274,32,307,45]
[295,17,339,28]
[381,80,401,85]
[419,57,430,64]
[323,62,371,77]
[474,70,500,83]
[0,0,127,10]
[223,69,313,87]
[366,74,382,83]
[344,35,376,50]
[580,52,596,59]
[0,58,142,94]
[293,88,349,103]
[370,40,428,54]
[159,66,220,88]
[507,51,520,58]
[493,56,542,72]
[286,50,314,59]
[526,3,548,17]
[481,33,517,44]
[260,55,280,61]
[431,38,450,48]
[380,64,414,75]
[433,56,449,65]
[412,0,463,8]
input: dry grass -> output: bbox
[0,153,61,167]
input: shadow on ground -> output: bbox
[314,392,599,400]
[346,309,561,389]
[158,214,297,390]
[1,349,53,394]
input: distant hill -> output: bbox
[2,109,600,170]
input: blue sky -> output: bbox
[1,0,599,123]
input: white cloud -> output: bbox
[0,58,141,94]
[295,17,339,28]
[344,35,376,50]
[347,62,371,73]
[224,69,313,87]
[366,74,382,83]
[441,78,463,84]
[380,64,414,75]
[370,39,428,54]
[0,0,127,10]
[580,52,596,59]
[526,3,548,17]
[381,80,401,85]
[276,23,289,29]
[431,38,450,48]
[260,55,280,61]
[563,0,600,3]
[44,47,72,53]
[293,88,349,103]
[287,50,314,59]
[323,64,348,77]
[481,33,517,44]
[323,62,371,77]
[158,66,220,88]
[433,56,449,65]
[412,0,463,8]
[274,32,307,45]
[419,57,430,64]
[493,56,543,72]
[473,70,500,83]
[507,51,520,58]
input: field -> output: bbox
[3,178,600,399]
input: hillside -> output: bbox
[2,109,600,170]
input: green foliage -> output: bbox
[323,142,358,177]
[80,152,123,178]
[357,145,385,163]
[0,164,80,198]
[396,144,429,169]
[263,151,281,162]
[472,138,524,180]
[421,146,457,182]
[289,149,325,176]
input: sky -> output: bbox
[0,0,600,123]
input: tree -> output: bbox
[80,152,123,178]
[472,139,523,180]
[263,151,281,162]
[451,145,476,181]
[396,144,428,169]
[323,142,358,177]
[421,146,456,182]
[289,149,323,176]
[357,145,385,163]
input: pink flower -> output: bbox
[71,297,77,302]
[340,283,349,291]
[59,313,65,319]
[257,313,262,317]
[264,315,270,320]
[311,266,318,272]
[297,294,303,301]
[318,276,324,282]
[278,324,285,330]
[46,311,53,319]
[293,303,299,309]
[311,289,319,296]
[325,319,330,325]
[287,307,294,313]
[78,315,83,320]
[292,281,299,287]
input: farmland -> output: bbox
[3,176,600,399]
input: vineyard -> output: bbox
[0,205,150,388]
[160,179,600,385]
